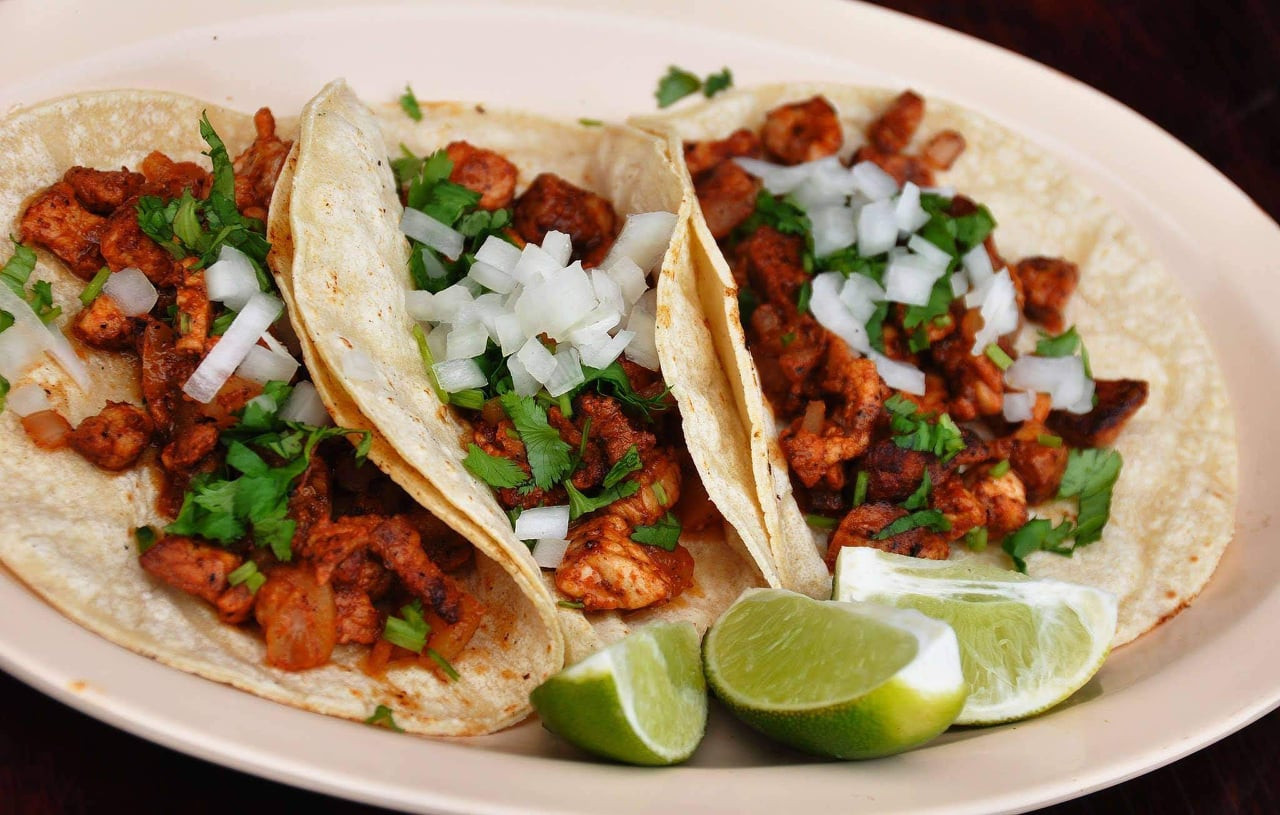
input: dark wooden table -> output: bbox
[3,1,1278,813]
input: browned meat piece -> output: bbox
[761,96,842,165]
[367,516,484,633]
[734,226,809,318]
[683,128,762,177]
[63,166,145,214]
[232,108,292,222]
[405,508,474,572]
[899,372,950,416]
[254,565,338,671]
[100,199,179,286]
[333,586,382,645]
[932,327,1005,420]
[920,130,966,171]
[214,584,255,624]
[288,457,332,548]
[300,516,374,585]
[695,161,761,240]
[19,182,106,277]
[868,91,925,154]
[512,173,618,264]
[851,146,934,187]
[826,502,948,566]
[174,268,211,355]
[140,535,243,605]
[576,392,658,464]
[138,319,197,429]
[863,438,943,502]
[73,294,136,350]
[1049,379,1149,448]
[1009,425,1069,504]
[1015,257,1079,333]
[964,462,1029,540]
[68,401,154,471]
[931,477,984,541]
[822,341,886,442]
[607,449,682,527]
[160,420,219,473]
[781,413,864,489]
[556,514,692,610]
[546,405,606,491]
[330,548,393,599]
[139,151,209,200]
[446,140,518,211]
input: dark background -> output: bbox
[3,1,1277,813]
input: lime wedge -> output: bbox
[833,547,1117,725]
[530,622,706,765]
[703,588,966,759]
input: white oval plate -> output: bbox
[0,2,1277,813]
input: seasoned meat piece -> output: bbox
[781,414,864,489]
[160,420,220,473]
[1009,427,1069,504]
[19,182,106,276]
[232,108,292,221]
[862,439,944,502]
[749,306,821,408]
[761,96,842,165]
[546,405,606,490]
[73,294,136,350]
[255,565,338,671]
[512,173,618,263]
[301,516,375,585]
[1049,378,1149,448]
[852,146,934,187]
[214,584,255,624]
[822,341,886,442]
[899,372,950,416]
[405,508,474,572]
[139,151,209,199]
[1015,257,1079,333]
[288,457,332,548]
[557,514,692,611]
[174,268,211,355]
[695,160,761,239]
[683,128,762,177]
[932,329,1005,420]
[140,535,242,605]
[446,140,518,211]
[367,516,484,634]
[734,226,808,318]
[329,548,394,599]
[333,586,382,645]
[138,319,197,429]
[826,502,948,567]
[920,130,966,171]
[100,198,179,286]
[607,449,682,527]
[68,401,154,471]
[964,463,1029,540]
[63,166,145,214]
[576,392,657,464]
[868,91,924,154]
[931,477,984,541]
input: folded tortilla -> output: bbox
[0,90,563,736]
[282,80,766,664]
[634,83,1237,645]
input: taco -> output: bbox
[635,84,1236,645]
[0,90,562,736]
[281,81,765,663]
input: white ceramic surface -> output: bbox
[0,2,1276,813]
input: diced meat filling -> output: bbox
[446,140,518,211]
[68,402,154,471]
[761,96,842,165]
[512,173,618,266]
[19,182,106,277]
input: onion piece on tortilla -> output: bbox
[514,505,570,541]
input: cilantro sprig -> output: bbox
[1001,448,1122,571]
[365,704,405,732]
[873,509,951,540]
[385,599,430,653]
[654,66,734,108]
[499,392,573,490]
[399,85,423,122]
[631,512,682,550]
[1,238,60,324]
[884,394,965,463]
[462,443,528,489]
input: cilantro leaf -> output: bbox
[1036,326,1093,378]
[953,205,997,250]
[902,470,932,511]
[738,190,811,238]
[631,512,682,550]
[499,392,572,490]
[399,85,423,122]
[873,509,951,539]
[804,513,839,530]
[1002,517,1076,572]
[577,118,603,127]
[884,394,965,463]
[565,479,640,521]
[133,526,157,554]
[365,704,405,732]
[463,443,528,488]
[427,648,460,681]
[577,362,671,420]
[1,239,59,323]
[384,599,430,653]
[227,560,266,594]
[602,445,642,488]
[655,66,703,108]
[0,310,12,333]
[390,144,425,187]
[1058,448,1122,546]
[703,68,733,97]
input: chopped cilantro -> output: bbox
[79,268,111,307]
[737,190,811,239]
[577,362,671,420]
[796,280,813,315]
[989,459,1011,478]
[1,239,59,323]
[399,84,423,122]
[804,513,839,530]
[577,118,604,127]
[655,66,703,108]
[227,560,266,594]
[0,374,7,412]
[853,470,869,507]
[411,323,449,403]
[0,310,11,333]
[953,205,997,250]
[984,343,1013,370]
[1036,326,1093,377]
[964,526,989,552]
[449,388,486,411]
[631,512,682,550]
[427,648,460,681]
[884,394,965,463]
[900,277,953,343]
[1058,448,1122,547]
[703,67,733,98]
[902,470,932,511]
[385,599,430,653]
[365,704,405,732]
[565,479,640,521]
[462,443,527,488]
[210,309,235,336]
[873,510,951,539]
[133,526,158,554]
[1002,517,1076,572]
[603,445,642,488]
[1037,433,1063,448]
[499,392,572,490]
[557,599,586,609]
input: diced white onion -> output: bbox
[568,306,622,345]
[279,380,332,427]
[45,323,92,391]
[183,293,282,403]
[838,274,885,324]
[514,505,570,541]
[962,244,995,289]
[590,269,626,316]
[970,270,1020,352]
[857,199,899,257]
[519,262,595,341]
[602,212,677,274]
[532,537,571,569]
[906,234,952,272]
[401,208,464,259]
[419,245,448,280]
[235,343,300,385]
[425,325,449,366]
[494,313,526,356]
[604,258,648,306]
[809,272,870,355]
[475,235,522,274]
[544,347,585,398]
[1002,391,1035,423]
[0,315,51,382]
[949,271,969,298]
[810,205,857,256]
[445,321,489,360]
[245,393,277,415]
[733,157,813,194]
[578,329,634,370]
[541,231,573,266]
[342,348,378,382]
[1005,355,1095,413]
[623,307,659,371]
[432,358,486,392]
[851,161,900,200]
[884,254,944,306]
[512,243,562,285]
[868,349,926,395]
[204,246,260,311]
[507,355,541,397]
[468,260,516,294]
[516,337,558,383]
[405,289,436,322]
[894,182,930,234]
[101,267,158,316]
[790,158,857,210]
[431,285,475,325]
[6,383,50,417]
